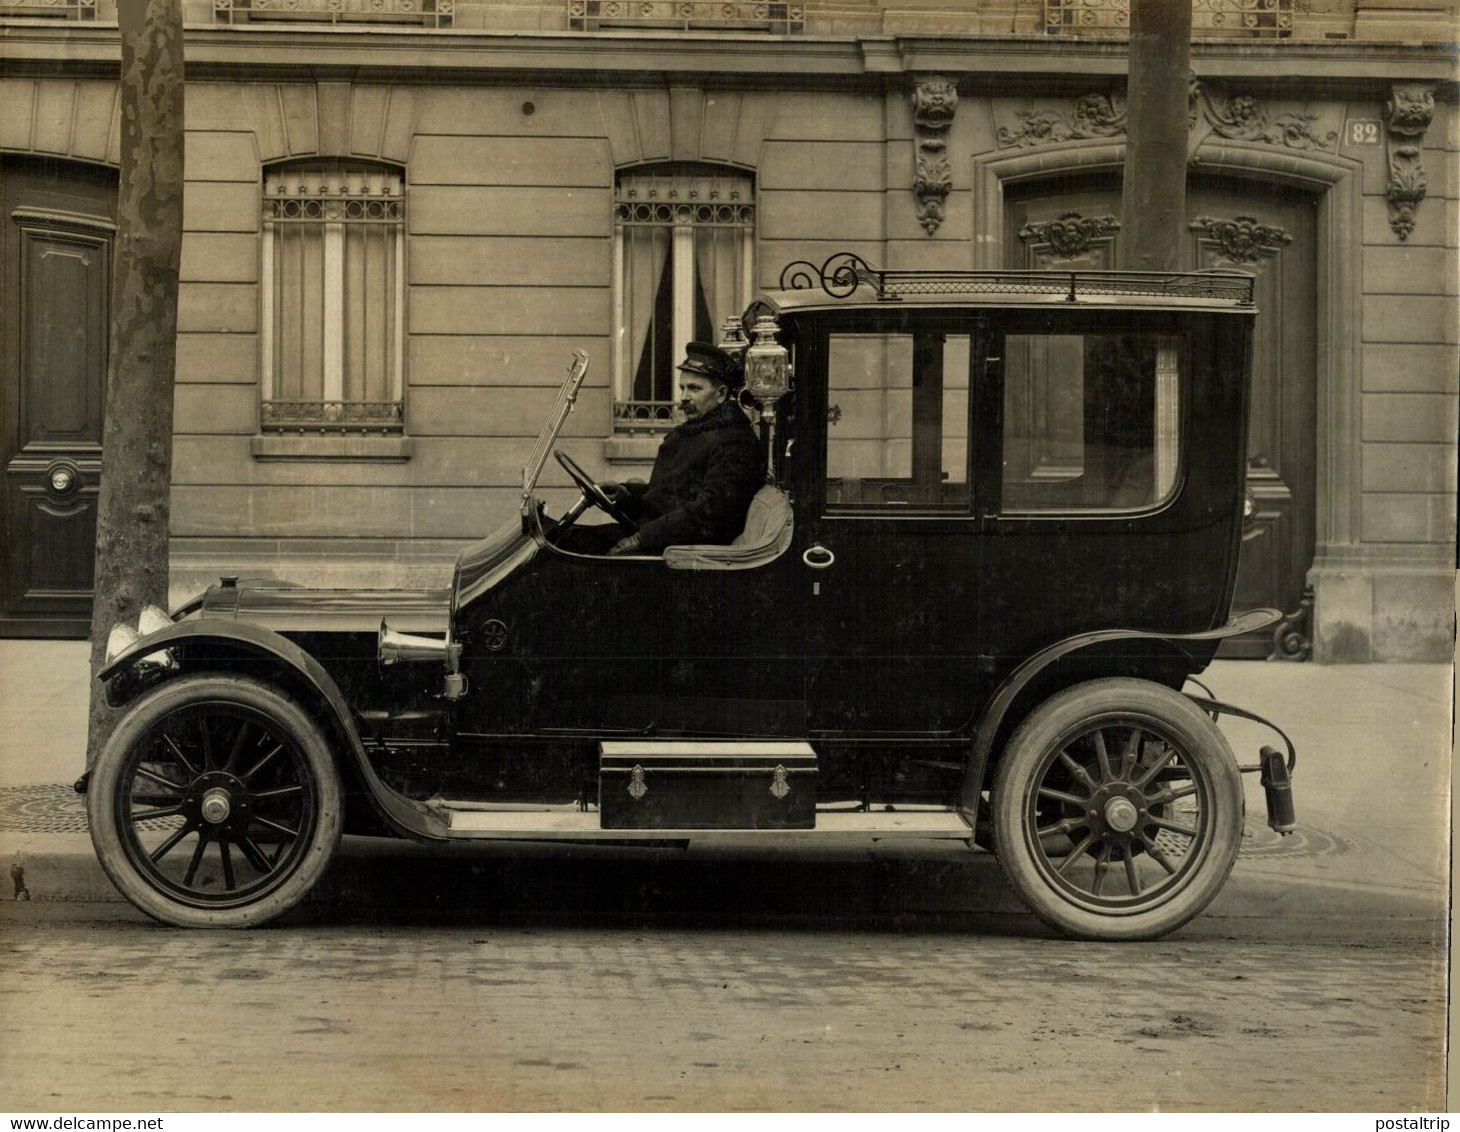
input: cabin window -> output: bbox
[1001,332,1183,513]
[824,331,971,510]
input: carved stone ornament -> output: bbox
[1018,212,1120,260]
[912,76,959,235]
[1387,81,1436,136]
[913,75,959,131]
[1191,215,1292,263]
[996,91,1126,148]
[997,82,1337,156]
[1384,82,1435,240]
[1070,91,1128,137]
[1190,79,1337,153]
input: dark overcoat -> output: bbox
[624,401,763,553]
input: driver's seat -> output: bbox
[663,485,793,571]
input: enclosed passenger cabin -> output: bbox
[756,263,1258,685]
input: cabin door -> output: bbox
[1,159,116,638]
[803,323,988,736]
[1004,176,1318,658]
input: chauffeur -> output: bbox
[570,342,763,557]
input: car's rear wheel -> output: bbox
[87,675,343,928]
[991,678,1243,941]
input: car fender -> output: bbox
[99,619,443,840]
[960,607,1283,816]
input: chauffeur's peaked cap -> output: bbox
[676,341,742,388]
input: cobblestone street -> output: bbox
[0,902,1445,1112]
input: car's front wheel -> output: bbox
[87,674,343,928]
[991,677,1243,941]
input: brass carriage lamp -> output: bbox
[743,311,791,481]
[717,314,749,357]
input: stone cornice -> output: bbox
[0,24,1456,87]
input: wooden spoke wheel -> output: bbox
[992,678,1243,941]
[88,675,343,928]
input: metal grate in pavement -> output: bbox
[0,784,90,833]
[0,783,178,834]
[1240,819,1354,859]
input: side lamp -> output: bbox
[742,311,791,481]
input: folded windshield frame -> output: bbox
[520,349,590,515]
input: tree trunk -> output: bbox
[85,0,185,771]
[1119,0,1192,272]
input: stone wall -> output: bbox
[0,23,1454,657]
[1314,86,1457,661]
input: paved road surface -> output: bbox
[1,901,1444,1112]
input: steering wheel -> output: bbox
[554,450,637,528]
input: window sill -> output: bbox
[251,434,414,463]
[603,435,661,465]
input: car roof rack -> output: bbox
[777,252,1255,306]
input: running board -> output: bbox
[441,808,972,842]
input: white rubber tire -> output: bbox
[991,677,1244,942]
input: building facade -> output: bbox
[1,0,1455,660]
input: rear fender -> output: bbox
[100,620,442,840]
[960,608,1283,820]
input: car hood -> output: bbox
[200,578,451,635]
[188,514,536,635]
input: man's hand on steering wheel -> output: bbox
[598,481,632,508]
[554,450,637,528]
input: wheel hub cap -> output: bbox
[1103,796,1140,833]
[200,787,232,824]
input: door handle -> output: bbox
[802,544,835,570]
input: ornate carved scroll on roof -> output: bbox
[912,76,958,236]
[1383,82,1435,241]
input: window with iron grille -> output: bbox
[215,0,452,27]
[570,1,802,33]
[0,0,97,20]
[260,160,405,434]
[613,164,755,433]
[1044,0,1292,38]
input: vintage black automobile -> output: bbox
[88,255,1297,940]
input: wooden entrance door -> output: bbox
[1005,174,1318,658]
[1,158,116,638]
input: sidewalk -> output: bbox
[1,640,1451,927]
